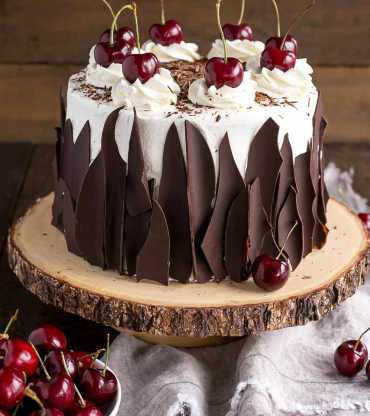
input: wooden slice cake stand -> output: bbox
[8,194,370,347]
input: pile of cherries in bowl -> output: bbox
[0,311,119,416]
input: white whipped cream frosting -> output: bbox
[188,72,257,110]
[207,39,265,64]
[142,40,201,63]
[111,68,180,110]
[251,58,315,101]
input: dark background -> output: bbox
[0,0,369,143]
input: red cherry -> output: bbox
[265,35,298,55]
[30,409,64,416]
[122,53,160,84]
[0,409,10,416]
[222,23,253,41]
[0,368,25,409]
[33,374,75,411]
[149,20,183,46]
[94,41,132,68]
[3,338,38,377]
[334,340,368,377]
[45,351,78,380]
[260,46,296,72]
[68,398,96,416]
[204,57,244,89]
[74,404,103,416]
[358,213,370,232]
[70,352,93,375]
[100,27,136,47]
[29,324,67,352]
[80,369,117,406]
[252,255,290,291]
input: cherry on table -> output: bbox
[100,27,136,47]
[0,409,10,416]
[80,368,118,406]
[358,213,370,232]
[33,374,75,411]
[3,338,38,377]
[252,254,290,291]
[29,324,67,352]
[0,367,25,409]
[149,20,183,46]
[205,57,244,89]
[122,53,160,84]
[45,350,78,380]
[74,404,103,416]
[260,46,296,72]
[222,23,253,41]
[70,351,93,375]
[334,340,368,377]
[265,35,298,55]
[30,408,64,416]
[95,41,132,67]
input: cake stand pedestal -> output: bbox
[8,195,370,347]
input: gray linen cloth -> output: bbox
[110,163,370,416]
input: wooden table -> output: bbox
[1,143,369,351]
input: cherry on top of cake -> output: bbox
[222,0,253,42]
[261,0,316,72]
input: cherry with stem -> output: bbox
[99,0,117,29]
[60,352,86,408]
[149,0,183,46]
[0,310,19,354]
[205,0,244,89]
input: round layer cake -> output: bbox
[52,33,328,285]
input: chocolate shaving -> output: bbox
[60,119,74,192]
[225,189,248,282]
[294,151,316,256]
[202,134,245,281]
[159,123,192,283]
[136,201,170,285]
[277,186,303,270]
[62,184,80,256]
[71,121,91,203]
[186,121,215,283]
[75,152,106,268]
[52,179,67,231]
[101,108,126,273]
[248,178,270,263]
[245,118,282,220]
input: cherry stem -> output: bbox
[271,0,281,37]
[25,387,45,411]
[354,327,370,351]
[60,352,86,408]
[100,0,118,30]
[238,0,245,25]
[276,220,299,260]
[110,4,134,46]
[1,309,19,339]
[103,333,110,378]
[160,0,166,25]
[30,343,51,381]
[12,404,20,416]
[131,2,141,51]
[216,0,228,63]
[76,348,106,363]
[281,0,316,50]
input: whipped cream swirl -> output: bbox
[188,71,257,110]
[251,58,315,101]
[112,68,180,110]
[142,40,201,63]
[207,39,265,64]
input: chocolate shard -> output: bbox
[71,121,91,203]
[126,111,152,216]
[62,184,81,256]
[317,117,329,226]
[60,119,74,192]
[52,179,68,231]
[136,200,170,285]
[60,87,66,131]
[310,93,324,195]
[245,118,282,220]
[248,178,270,263]
[201,134,245,281]
[225,189,248,282]
[273,135,295,225]
[75,152,106,268]
[185,121,215,283]
[277,186,303,270]
[55,127,62,179]
[294,151,316,256]
[158,123,192,283]
[100,108,127,273]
